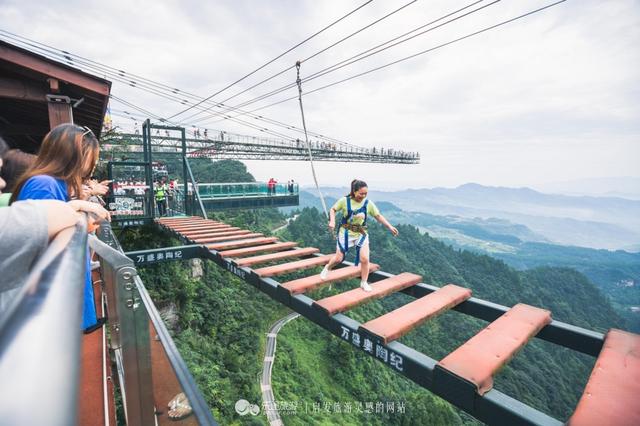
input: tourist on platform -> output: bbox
[154,178,168,216]
[267,177,277,196]
[321,179,398,292]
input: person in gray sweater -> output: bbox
[0,199,109,311]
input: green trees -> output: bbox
[274,209,622,422]
[120,191,624,424]
[187,159,256,183]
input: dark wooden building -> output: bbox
[0,40,111,152]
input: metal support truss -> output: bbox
[103,133,420,164]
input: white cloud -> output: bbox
[1,0,638,189]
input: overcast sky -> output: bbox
[1,0,638,191]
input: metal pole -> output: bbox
[181,127,188,215]
[117,266,155,426]
[90,234,155,426]
[143,120,155,219]
[183,155,208,219]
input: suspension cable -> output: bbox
[176,0,419,125]
[165,0,374,121]
[200,0,567,121]
[194,0,494,122]
[296,61,329,218]
[0,31,359,147]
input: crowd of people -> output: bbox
[0,126,194,420]
[109,177,184,217]
[0,124,111,333]
[293,138,420,159]
[266,178,297,195]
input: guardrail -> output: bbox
[0,215,217,425]
[197,182,299,198]
[94,223,217,425]
[0,218,88,426]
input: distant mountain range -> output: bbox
[288,185,640,330]
[307,183,640,251]
[532,176,640,200]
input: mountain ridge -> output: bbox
[299,183,640,250]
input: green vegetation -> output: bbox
[378,206,639,331]
[186,159,256,183]
[117,162,626,425]
[120,219,286,425]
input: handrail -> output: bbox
[92,223,217,425]
[0,218,88,426]
[197,181,298,188]
[196,182,299,200]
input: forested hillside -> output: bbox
[295,191,639,331]
[273,208,622,423]
[121,208,623,424]
[118,161,625,424]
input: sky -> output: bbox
[1,0,638,192]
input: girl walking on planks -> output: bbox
[321,179,398,291]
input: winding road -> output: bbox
[271,214,299,234]
[261,312,299,426]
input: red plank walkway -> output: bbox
[156,216,640,424]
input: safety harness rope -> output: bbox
[296,61,329,219]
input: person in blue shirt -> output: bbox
[11,123,103,333]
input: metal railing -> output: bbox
[94,223,217,425]
[105,132,421,164]
[0,218,88,426]
[197,182,299,198]
[0,216,216,425]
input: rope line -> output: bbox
[166,0,374,121]
[295,61,329,219]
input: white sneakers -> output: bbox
[320,265,330,280]
[322,266,372,292]
[360,281,372,292]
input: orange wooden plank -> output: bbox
[193,232,263,243]
[313,272,419,313]
[181,229,245,238]
[254,254,334,277]
[235,247,320,267]
[170,223,228,231]
[208,237,279,250]
[162,221,214,229]
[181,227,241,237]
[437,303,551,395]
[156,216,204,223]
[219,242,298,257]
[569,329,640,426]
[168,219,223,226]
[282,264,381,295]
[167,223,222,229]
[157,216,202,223]
[161,219,214,226]
[361,284,472,344]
